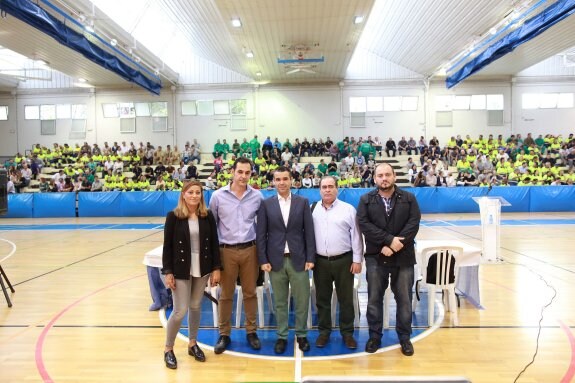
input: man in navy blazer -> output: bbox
[257,166,316,354]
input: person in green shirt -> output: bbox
[317,159,328,176]
[231,139,241,156]
[249,135,261,159]
[240,138,251,158]
[534,135,546,153]
[221,139,230,160]
[213,139,224,159]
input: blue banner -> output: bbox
[4,193,34,218]
[78,192,122,217]
[121,191,164,217]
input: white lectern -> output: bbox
[472,196,510,262]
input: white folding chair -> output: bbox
[420,246,463,327]
[330,276,361,327]
[205,285,219,327]
[235,272,273,328]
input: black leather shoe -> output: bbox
[400,339,414,356]
[188,344,206,362]
[296,337,310,352]
[365,338,381,353]
[246,332,261,350]
[315,334,330,348]
[214,335,231,354]
[164,350,177,369]
[274,338,287,354]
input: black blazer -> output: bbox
[162,210,221,279]
[357,187,421,267]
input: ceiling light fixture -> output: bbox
[489,27,497,35]
[78,78,87,83]
[354,16,364,24]
[246,51,254,58]
[110,39,117,47]
[255,71,262,77]
[231,18,242,28]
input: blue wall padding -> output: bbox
[3,187,575,218]
[4,194,34,218]
[33,192,76,217]
[488,187,531,212]
[529,186,575,212]
[162,192,180,216]
[78,192,122,217]
[121,191,164,217]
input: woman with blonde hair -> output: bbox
[162,180,221,369]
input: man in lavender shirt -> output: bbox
[209,157,263,354]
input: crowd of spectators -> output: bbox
[3,132,574,193]
[404,132,575,187]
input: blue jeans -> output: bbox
[365,257,414,341]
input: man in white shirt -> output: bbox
[312,176,364,349]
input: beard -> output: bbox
[377,183,394,192]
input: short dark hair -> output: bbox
[274,166,292,178]
[374,162,395,175]
[233,156,253,169]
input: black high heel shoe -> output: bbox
[164,350,177,369]
[188,344,206,362]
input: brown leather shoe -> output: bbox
[343,335,357,349]
[315,333,330,348]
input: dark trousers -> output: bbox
[313,252,355,336]
[365,257,414,341]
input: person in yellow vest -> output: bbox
[248,174,261,189]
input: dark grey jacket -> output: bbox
[357,187,421,267]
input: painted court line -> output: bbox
[35,274,144,383]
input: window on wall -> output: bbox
[454,96,470,110]
[383,96,401,112]
[103,103,119,118]
[40,105,56,120]
[522,92,574,109]
[135,102,151,116]
[401,96,418,111]
[470,95,486,110]
[349,97,366,113]
[72,104,87,119]
[24,105,40,120]
[366,97,383,112]
[56,104,71,119]
[0,106,8,120]
[435,95,454,111]
[230,99,246,115]
[181,100,197,115]
[119,102,136,118]
[214,100,230,115]
[436,94,503,111]
[558,93,574,108]
[486,94,504,110]
[197,100,214,116]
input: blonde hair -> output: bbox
[173,180,208,219]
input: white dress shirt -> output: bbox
[312,199,364,263]
[278,193,292,254]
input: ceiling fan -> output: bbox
[285,63,317,75]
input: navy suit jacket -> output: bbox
[256,193,316,272]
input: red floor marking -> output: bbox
[35,274,144,383]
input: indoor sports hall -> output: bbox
[1,1,575,383]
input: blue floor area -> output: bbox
[3,218,575,231]
[162,291,433,357]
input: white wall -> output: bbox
[512,81,575,138]
[0,95,17,156]
[427,82,512,145]
[2,80,575,157]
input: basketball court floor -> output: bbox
[0,212,574,383]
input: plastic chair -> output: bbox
[235,271,273,328]
[420,246,463,327]
[330,276,361,327]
